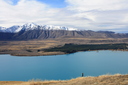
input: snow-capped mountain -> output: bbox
[5,25,22,33]
[22,23,39,31]
[41,25,77,31]
[0,23,77,33]
[0,26,7,32]
[1,23,128,41]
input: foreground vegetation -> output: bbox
[41,43,128,54]
[0,74,128,85]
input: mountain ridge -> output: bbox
[0,23,128,40]
[0,29,128,40]
[0,23,77,33]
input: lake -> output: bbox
[0,50,128,81]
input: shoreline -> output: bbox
[0,43,128,56]
[0,49,128,56]
[0,39,128,56]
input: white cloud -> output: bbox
[66,0,128,11]
[65,0,128,32]
[0,0,59,27]
[0,0,128,32]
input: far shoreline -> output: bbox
[0,49,128,56]
[0,43,128,56]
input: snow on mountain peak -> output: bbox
[42,25,64,30]
[23,22,37,27]
[0,26,7,30]
[0,26,7,32]
[22,22,38,30]
[8,25,22,33]
[0,23,78,33]
[42,25,77,31]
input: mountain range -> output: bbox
[0,23,128,40]
[0,23,77,33]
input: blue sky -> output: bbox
[12,0,67,8]
[7,0,17,4]
[1,0,128,33]
[37,0,67,8]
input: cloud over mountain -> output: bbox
[0,0,128,33]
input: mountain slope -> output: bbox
[0,30,128,40]
[0,23,128,40]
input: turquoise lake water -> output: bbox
[0,50,128,81]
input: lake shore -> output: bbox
[3,43,128,56]
[0,38,128,56]
[1,48,128,56]
[1,49,128,56]
[0,74,128,85]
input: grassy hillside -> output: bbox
[0,74,128,85]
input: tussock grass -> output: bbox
[1,74,128,85]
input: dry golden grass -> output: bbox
[0,38,128,51]
[0,40,60,51]
[0,38,128,56]
[1,74,128,85]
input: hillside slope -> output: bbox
[1,30,128,40]
[0,74,128,85]
[0,23,128,40]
